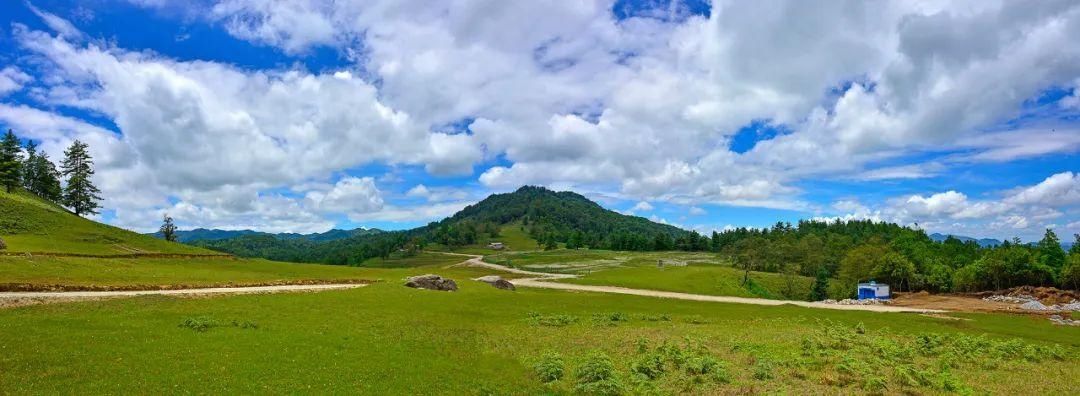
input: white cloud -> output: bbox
[1005,171,1080,206]
[0,67,32,96]
[689,206,706,216]
[630,201,654,213]
[305,177,384,214]
[26,2,83,39]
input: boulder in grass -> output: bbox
[0,236,6,250]
[475,275,515,291]
[404,274,458,291]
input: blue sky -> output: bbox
[1,1,1078,241]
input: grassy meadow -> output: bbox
[1,191,1078,394]
[0,191,213,256]
[483,249,822,300]
[1,272,1077,394]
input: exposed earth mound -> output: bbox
[475,275,515,291]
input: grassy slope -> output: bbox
[0,191,213,255]
[427,222,541,255]
[358,251,468,268]
[485,249,816,300]
[0,256,387,287]
[0,190,386,286]
[0,274,1075,394]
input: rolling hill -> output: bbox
[148,227,383,243]
[0,191,216,256]
[190,186,694,265]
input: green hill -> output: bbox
[147,227,383,243]
[0,191,215,256]
[192,186,694,265]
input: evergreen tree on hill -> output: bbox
[21,141,63,202]
[0,129,23,193]
[1036,228,1065,271]
[60,140,102,216]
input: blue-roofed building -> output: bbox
[857,282,890,300]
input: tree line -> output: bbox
[0,129,102,215]
[707,219,1079,295]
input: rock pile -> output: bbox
[820,298,888,306]
[1048,315,1080,326]
[404,274,458,291]
[982,295,1037,304]
[474,275,515,291]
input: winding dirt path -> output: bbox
[444,253,943,313]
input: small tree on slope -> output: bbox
[0,129,23,193]
[159,214,178,242]
[60,140,102,216]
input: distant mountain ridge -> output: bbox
[928,233,1002,248]
[149,227,382,243]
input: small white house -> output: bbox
[488,242,505,250]
[857,281,890,300]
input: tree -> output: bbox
[31,151,63,202]
[734,237,766,286]
[1070,234,1080,256]
[159,214,178,242]
[60,140,102,216]
[544,233,558,250]
[1061,254,1080,291]
[21,140,38,190]
[0,129,23,193]
[872,253,916,292]
[808,267,830,301]
[1035,228,1066,271]
[21,141,62,202]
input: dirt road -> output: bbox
[443,253,943,313]
[0,284,367,308]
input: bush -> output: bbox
[179,316,216,332]
[534,352,565,383]
[752,357,775,380]
[526,312,578,327]
[574,352,623,395]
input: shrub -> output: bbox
[751,356,775,381]
[526,312,578,327]
[534,352,565,383]
[630,353,666,380]
[179,316,216,332]
[574,352,623,395]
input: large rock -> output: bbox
[0,236,6,250]
[475,275,515,291]
[405,274,458,291]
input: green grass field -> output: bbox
[427,222,543,254]
[359,251,469,268]
[0,191,214,256]
[0,255,389,288]
[483,249,818,300]
[2,191,1078,394]
[1,275,1076,394]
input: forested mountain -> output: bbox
[190,186,695,264]
[184,185,1079,294]
[149,227,382,243]
[928,233,1002,248]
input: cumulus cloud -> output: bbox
[0,67,32,96]
[8,1,1080,233]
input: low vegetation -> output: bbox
[1,280,1075,394]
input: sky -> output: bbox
[0,0,1078,242]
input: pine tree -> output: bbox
[0,129,23,193]
[808,267,830,301]
[159,214,178,242]
[33,151,63,203]
[21,140,38,190]
[60,140,102,216]
[1036,228,1065,270]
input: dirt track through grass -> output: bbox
[443,253,944,313]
